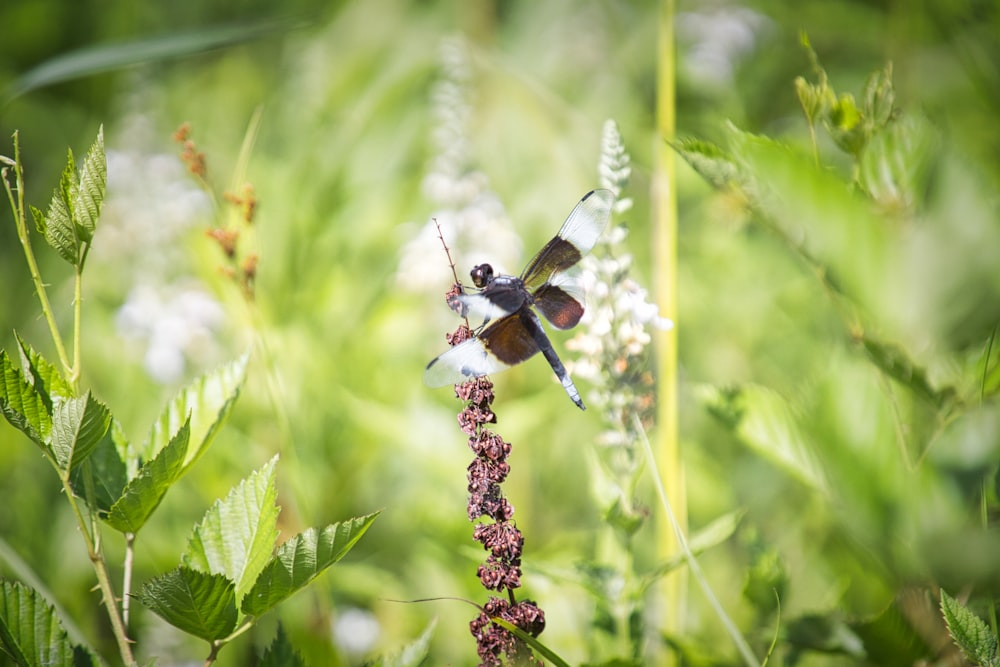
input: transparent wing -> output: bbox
[521,189,614,290]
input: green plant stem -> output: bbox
[59,467,135,665]
[123,533,136,629]
[3,131,74,377]
[70,264,85,388]
[654,0,684,661]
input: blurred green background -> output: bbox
[2,0,1000,665]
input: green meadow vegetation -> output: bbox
[2,1,1000,665]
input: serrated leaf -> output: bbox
[138,567,237,641]
[259,624,306,667]
[51,392,111,471]
[243,512,380,618]
[0,349,52,451]
[184,456,280,606]
[0,580,100,667]
[69,420,129,514]
[29,204,46,236]
[104,419,189,534]
[941,590,1000,667]
[39,152,81,265]
[71,126,105,241]
[671,138,740,189]
[15,334,74,412]
[141,355,248,475]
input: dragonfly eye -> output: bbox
[470,263,494,288]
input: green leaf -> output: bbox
[857,113,935,212]
[794,76,824,127]
[259,624,306,667]
[826,92,866,156]
[69,420,129,514]
[0,580,100,667]
[977,331,1000,400]
[862,62,896,129]
[368,620,436,667]
[29,204,46,236]
[785,614,865,659]
[16,334,75,411]
[3,20,300,102]
[138,567,237,641]
[242,512,380,618]
[0,349,52,451]
[642,510,744,584]
[50,393,111,472]
[860,335,956,409]
[941,590,1000,667]
[38,151,81,265]
[70,126,105,242]
[671,138,740,189]
[141,355,248,475]
[491,617,568,667]
[104,419,190,534]
[183,456,280,606]
[696,383,827,492]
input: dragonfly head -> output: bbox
[470,263,494,288]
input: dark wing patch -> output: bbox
[480,312,541,366]
[532,284,585,330]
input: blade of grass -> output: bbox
[3,18,303,103]
[636,413,760,667]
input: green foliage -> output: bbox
[4,3,1000,665]
[15,334,74,407]
[140,354,248,474]
[242,513,380,617]
[259,624,306,667]
[29,127,105,268]
[51,393,111,472]
[367,620,436,667]
[138,567,238,641]
[0,580,100,667]
[1,126,378,666]
[940,590,1000,667]
[104,419,189,533]
[183,456,281,606]
[0,349,53,451]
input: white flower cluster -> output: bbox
[567,120,672,438]
[96,108,224,384]
[567,231,672,380]
[397,37,521,292]
[116,283,225,384]
[678,7,769,86]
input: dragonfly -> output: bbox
[424,189,614,409]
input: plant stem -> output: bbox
[123,533,136,629]
[4,131,74,377]
[653,0,684,662]
[70,264,84,388]
[59,469,136,665]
